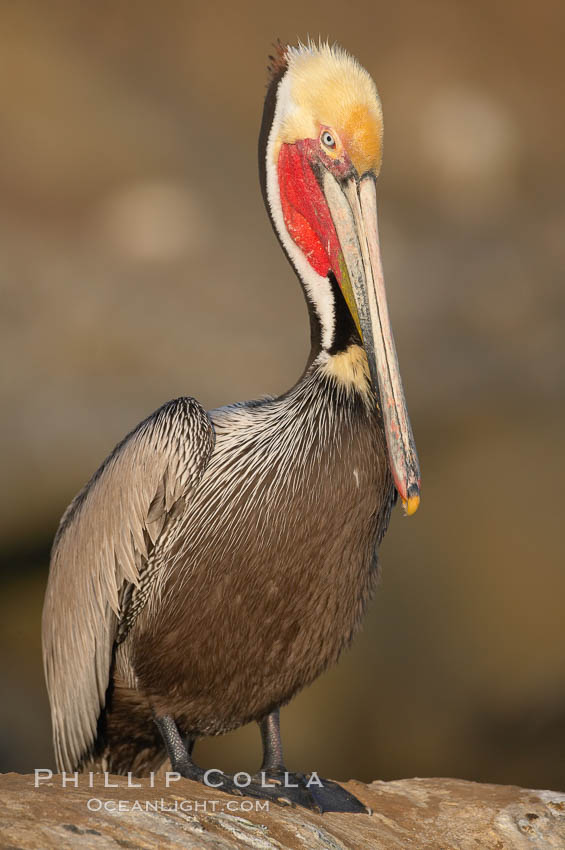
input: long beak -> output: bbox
[323,170,421,514]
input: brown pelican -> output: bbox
[42,40,420,813]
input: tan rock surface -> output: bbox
[1,773,564,849]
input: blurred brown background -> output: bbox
[1,0,564,790]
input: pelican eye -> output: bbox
[321,130,336,150]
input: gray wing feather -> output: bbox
[42,397,215,772]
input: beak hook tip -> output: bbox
[402,482,421,516]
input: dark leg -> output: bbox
[255,709,320,808]
[154,715,204,781]
[154,713,298,807]
[260,708,284,771]
[257,709,370,815]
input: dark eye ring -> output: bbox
[321,130,336,150]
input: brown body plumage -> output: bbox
[98,369,394,773]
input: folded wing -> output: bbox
[42,397,215,771]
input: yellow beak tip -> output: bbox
[402,494,420,517]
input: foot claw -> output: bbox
[307,778,370,814]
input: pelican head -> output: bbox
[261,41,420,514]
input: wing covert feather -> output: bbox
[42,397,214,772]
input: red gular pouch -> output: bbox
[278,139,346,284]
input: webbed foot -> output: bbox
[174,765,316,809]
[254,770,369,813]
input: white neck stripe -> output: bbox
[264,73,335,352]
